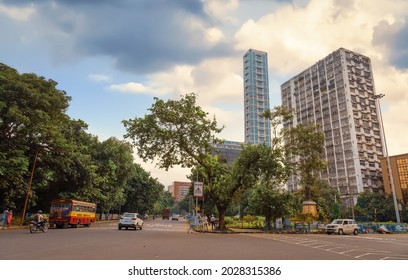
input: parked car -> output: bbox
[171,214,179,221]
[118,212,143,230]
[325,219,359,235]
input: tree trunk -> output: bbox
[217,206,227,231]
[265,214,272,231]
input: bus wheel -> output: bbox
[75,221,80,228]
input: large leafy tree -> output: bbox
[153,191,175,215]
[248,181,297,230]
[84,137,135,212]
[1,64,162,216]
[122,164,164,215]
[123,93,282,230]
[123,93,229,223]
[241,107,297,228]
[283,123,326,202]
[123,93,223,170]
[0,63,71,209]
[355,192,406,222]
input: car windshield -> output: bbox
[331,220,343,224]
[123,213,136,218]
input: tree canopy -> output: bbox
[0,63,165,216]
[123,93,223,170]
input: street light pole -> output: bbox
[373,94,401,223]
[21,150,39,225]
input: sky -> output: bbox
[1,0,408,188]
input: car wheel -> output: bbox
[353,229,358,235]
[139,224,143,230]
[118,226,121,230]
[338,229,344,235]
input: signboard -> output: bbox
[193,182,204,198]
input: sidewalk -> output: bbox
[0,219,114,231]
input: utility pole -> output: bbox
[373,94,401,223]
[21,150,39,225]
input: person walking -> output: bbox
[203,215,208,230]
[6,210,13,228]
[210,214,216,230]
[2,209,9,229]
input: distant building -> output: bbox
[281,48,385,198]
[167,185,174,195]
[211,140,242,164]
[169,181,192,202]
[243,49,272,146]
[380,153,408,205]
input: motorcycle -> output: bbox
[29,220,49,233]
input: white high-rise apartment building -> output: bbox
[243,49,272,146]
[281,48,384,198]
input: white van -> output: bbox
[325,219,359,235]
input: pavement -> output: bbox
[0,219,115,231]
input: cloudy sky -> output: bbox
[1,0,407,187]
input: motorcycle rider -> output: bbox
[34,210,45,227]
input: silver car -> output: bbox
[118,212,143,230]
[325,219,359,235]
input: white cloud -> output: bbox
[108,82,148,94]
[234,0,408,74]
[147,65,195,97]
[203,0,239,25]
[205,27,224,42]
[0,3,35,21]
[232,0,408,156]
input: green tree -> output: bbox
[123,93,223,170]
[122,164,164,215]
[0,63,71,210]
[248,181,297,230]
[123,93,229,223]
[284,123,326,202]
[194,143,287,230]
[355,192,406,222]
[153,191,175,215]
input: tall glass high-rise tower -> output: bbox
[243,49,271,146]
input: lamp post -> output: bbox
[373,94,401,223]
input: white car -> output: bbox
[118,212,143,230]
[325,219,359,235]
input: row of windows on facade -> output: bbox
[287,65,372,97]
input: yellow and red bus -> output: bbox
[49,199,96,228]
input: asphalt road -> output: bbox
[1,218,408,260]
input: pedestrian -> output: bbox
[210,214,216,230]
[203,215,208,230]
[6,210,13,228]
[2,209,9,229]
